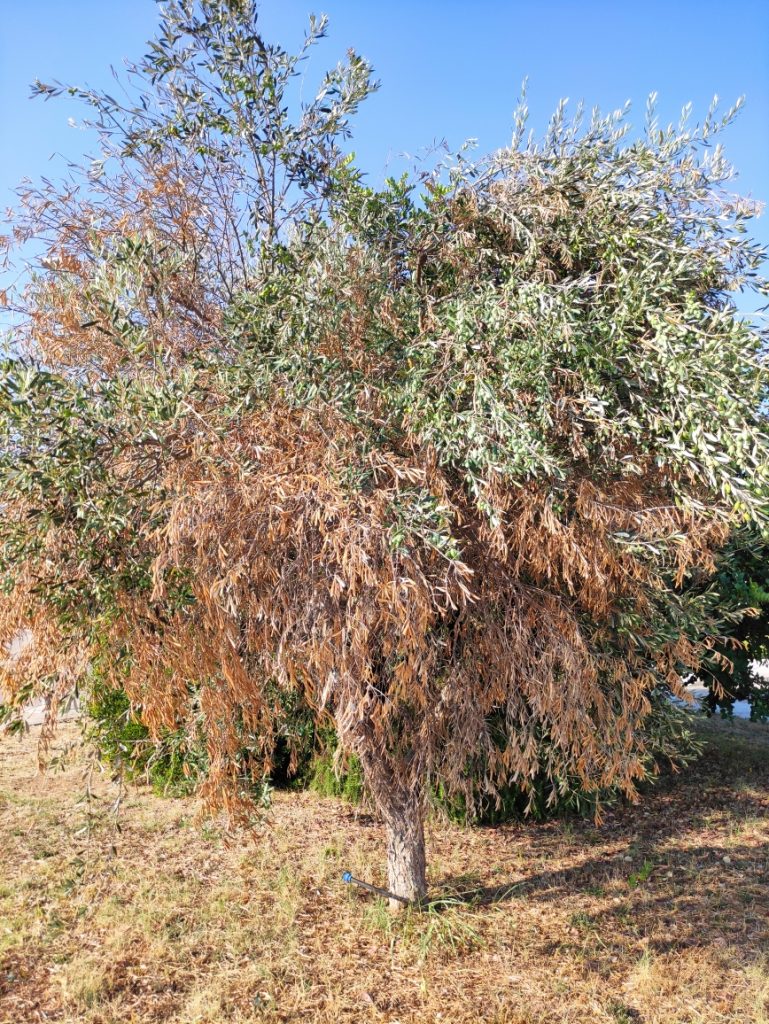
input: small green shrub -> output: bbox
[85,676,321,797]
[308,737,366,804]
[84,679,207,796]
[265,686,317,787]
[627,860,655,888]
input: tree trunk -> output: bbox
[383,791,427,910]
[353,743,427,910]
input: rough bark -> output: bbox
[383,790,427,910]
[353,742,427,910]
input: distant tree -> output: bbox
[686,524,769,718]
[1,1,768,905]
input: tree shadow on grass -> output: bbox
[429,737,768,959]
[432,834,768,956]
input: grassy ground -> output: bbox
[1,718,767,1024]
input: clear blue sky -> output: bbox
[1,1,768,307]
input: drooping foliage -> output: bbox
[1,1,768,900]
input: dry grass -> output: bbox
[1,718,768,1024]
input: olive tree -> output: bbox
[2,1,768,905]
